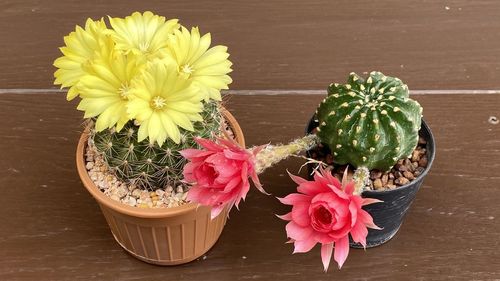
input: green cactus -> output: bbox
[90,101,222,190]
[316,71,423,171]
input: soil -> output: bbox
[308,134,429,191]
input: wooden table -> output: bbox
[1,1,500,280]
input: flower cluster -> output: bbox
[54,11,233,145]
[181,136,382,271]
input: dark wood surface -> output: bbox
[3,0,500,90]
[0,92,499,280]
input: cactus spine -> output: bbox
[316,71,423,171]
[90,101,222,190]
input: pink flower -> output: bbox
[278,169,382,271]
[181,137,266,219]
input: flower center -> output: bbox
[180,64,194,76]
[138,41,150,53]
[151,96,166,110]
[118,82,131,100]
[315,205,333,225]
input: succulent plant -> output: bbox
[90,101,222,190]
[315,71,423,171]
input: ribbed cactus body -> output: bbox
[90,102,222,190]
[316,71,423,171]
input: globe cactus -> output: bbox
[90,102,222,190]
[315,71,423,171]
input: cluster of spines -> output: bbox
[315,71,423,171]
[90,101,222,190]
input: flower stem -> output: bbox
[254,134,320,174]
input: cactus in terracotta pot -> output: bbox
[54,11,234,192]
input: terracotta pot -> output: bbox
[305,117,435,248]
[76,108,245,265]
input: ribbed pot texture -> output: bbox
[76,108,245,265]
[306,117,435,248]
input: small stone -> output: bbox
[396,163,407,172]
[116,185,128,198]
[370,170,382,180]
[176,186,184,193]
[394,171,403,178]
[397,159,405,166]
[412,162,419,170]
[110,195,120,201]
[396,177,410,186]
[414,167,425,176]
[403,171,415,180]
[86,162,94,170]
[373,179,383,190]
[155,189,165,196]
[166,186,173,193]
[128,197,137,206]
[388,172,395,180]
[412,150,421,162]
[381,173,389,186]
[131,189,141,198]
[418,156,428,167]
[418,137,427,145]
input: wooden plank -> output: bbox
[0,92,499,280]
[2,0,500,90]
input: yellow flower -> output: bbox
[127,61,204,145]
[108,11,179,60]
[53,18,109,101]
[76,51,143,132]
[165,26,233,101]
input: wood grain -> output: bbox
[0,92,499,280]
[2,0,500,90]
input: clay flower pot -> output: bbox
[76,108,245,265]
[306,117,435,248]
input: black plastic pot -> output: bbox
[305,117,435,248]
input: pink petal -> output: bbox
[210,203,227,220]
[321,243,334,272]
[326,184,350,200]
[350,221,368,248]
[291,202,311,227]
[180,148,213,159]
[293,239,317,253]
[251,144,266,156]
[297,181,331,195]
[276,212,292,221]
[348,201,359,227]
[362,197,383,206]
[278,193,311,205]
[250,172,269,195]
[333,236,349,269]
[287,170,308,185]
[223,149,250,161]
[195,137,224,152]
[217,137,244,150]
[182,162,197,182]
[359,209,382,230]
[285,221,313,241]
[344,182,355,195]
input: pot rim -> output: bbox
[76,107,245,219]
[306,117,436,195]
